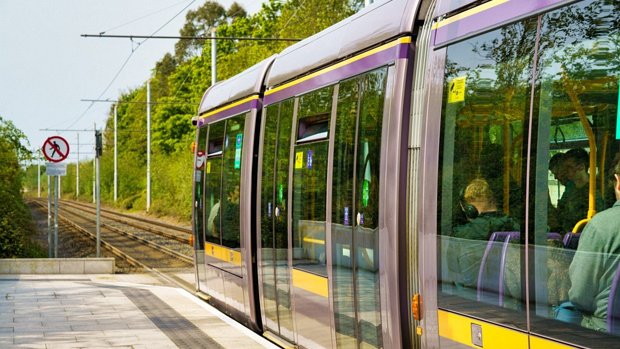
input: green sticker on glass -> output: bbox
[616,80,620,139]
[362,180,370,208]
[278,184,284,203]
[234,134,243,169]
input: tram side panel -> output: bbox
[427,0,620,348]
[257,45,408,347]
[196,110,259,330]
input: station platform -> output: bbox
[0,274,280,349]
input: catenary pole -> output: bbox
[37,150,41,198]
[211,27,217,85]
[95,140,101,258]
[114,104,118,202]
[93,123,96,204]
[146,81,151,211]
[47,175,51,257]
[76,133,80,198]
[54,176,59,258]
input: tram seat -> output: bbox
[562,232,581,250]
[477,231,520,307]
[607,262,620,335]
[477,232,562,307]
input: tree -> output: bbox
[174,1,227,61]
[0,117,34,257]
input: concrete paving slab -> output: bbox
[0,274,280,349]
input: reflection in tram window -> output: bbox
[193,127,207,250]
[221,114,245,249]
[204,121,225,245]
[437,17,533,328]
[260,100,295,341]
[292,86,333,276]
[332,67,387,348]
[202,114,246,250]
[531,0,620,343]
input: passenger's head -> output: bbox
[563,148,589,186]
[462,178,497,216]
[564,148,589,173]
[612,155,620,200]
[549,152,568,185]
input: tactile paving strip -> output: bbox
[121,288,225,349]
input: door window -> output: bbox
[332,68,387,348]
[436,18,534,329]
[292,86,334,276]
[530,0,620,346]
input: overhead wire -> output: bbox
[99,0,191,34]
[64,0,198,130]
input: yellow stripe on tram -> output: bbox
[530,336,576,349]
[292,269,328,298]
[200,95,259,120]
[432,0,509,30]
[438,310,528,349]
[265,37,412,97]
[204,242,242,266]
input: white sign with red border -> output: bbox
[42,136,70,163]
[196,151,206,169]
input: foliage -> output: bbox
[22,0,364,221]
[0,117,36,258]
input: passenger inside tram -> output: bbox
[449,178,519,290]
[554,148,591,233]
[550,152,568,186]
[568,158,620,332]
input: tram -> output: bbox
[191,0,620,347]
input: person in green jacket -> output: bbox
[568,157,620,331]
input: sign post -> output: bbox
[42,136,70,258]
[95,129,102,257]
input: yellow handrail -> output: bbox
[572,218,589,234]
[562,71,597,220]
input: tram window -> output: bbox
[292,86,333,276]
[204,121,226,245]
[194,127,208,250]
[208,136,223,156]
[221,113,246,249]
[436,17,534,329]
[530,0,620,345]
[297,113,329,143]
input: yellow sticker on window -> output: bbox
[448,76,467,103]
[207,161,211,174]
[295,151,303,169]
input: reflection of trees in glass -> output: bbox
[442,20,534,211]
[194,128,208,248]
[261,105,278,250]
[540,0,620,212]
[204,121,225,244]
[357,69,387,228]
[221,114,246,249]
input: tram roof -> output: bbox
[198,55,276,115]
[266,0,421,88]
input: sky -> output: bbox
[0,0,266,163]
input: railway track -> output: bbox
[30,199,196,289]
[60,199,192,244]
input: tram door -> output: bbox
[194,127,208,291]
[290,86,333,348]
[331,69,386,348]
[260,99,296,342]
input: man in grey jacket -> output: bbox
[569,157,620,331]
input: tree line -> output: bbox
[23,0,363,221]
